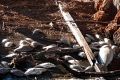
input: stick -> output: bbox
[58,2,102,72]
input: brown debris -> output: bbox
[114,10,120,24]
[105,22,118,38]
[92,10,109,21]
[113,28,120,45]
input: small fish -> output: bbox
[34,62,56,69]
[86,34,95,41]
[5,52,17,58]
[4,42,14,48]
[78,52,87,58]
[84,66,94,72]
[10,69,25,77]
[30,41,42,48]
[63,55,74,61]
[1,38,9,44]
[69,64,83,72]
[68,60,80,64]
[14,44,33,52]
[25,68,47,75]
[43,44,57,51]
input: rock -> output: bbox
[24,68,47,76]
[10,69,25,77]
[34,62,56,69]
[113,28,120,45]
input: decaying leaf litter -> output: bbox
[0,0,120,79]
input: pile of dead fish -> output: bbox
[0,28,120,79]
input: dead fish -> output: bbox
[25,38,33,43]
[68,60,80,64]
[25,68,47,75]
[32,29,41,35]
[1,61,9,68]
[5,52,17,58]
[78,52,87,58]
[14,44,33,52]
[69,64,83,72]
[104,38,111,45]
[84,66,94,72]
[58,36,71,45]
[34,62,56,69]
[10,69,25,77]
[1,38,10,44]
[95,34,102,40]
[25,38,43,48]
[43,44,57,51]
[44,53,56,58]
[72,44,81,49]
[85,37,92,43]
[4,42,14,48]
[0,68,10,74]
[30,41,43,48]
[86,34,95,41]
[63,55,74,61]
[19,40,30,46]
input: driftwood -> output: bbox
[58,2,103,72]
